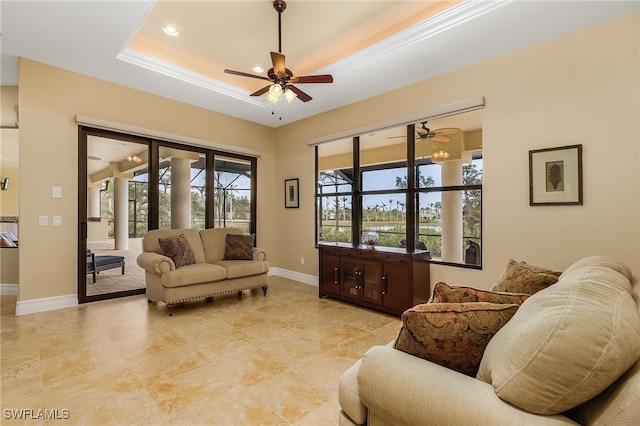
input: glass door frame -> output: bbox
[78,126,151,303]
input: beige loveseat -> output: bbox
[137,228,269,316]
[339,256,640,425]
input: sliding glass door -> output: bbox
[79,128,258,303]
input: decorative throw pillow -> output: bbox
[491,259,561,294]
[394,302,520,376]
[477,261,640,415]
[224,233,254,260]
[430,282,530,305]
[158,233,196,268]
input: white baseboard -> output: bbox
[8,269,316,316]
[269,267,318,287]
[0,283,18,296]
[16,294,78,316]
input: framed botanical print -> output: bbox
[284,178,299,208]
[529,144,583,205]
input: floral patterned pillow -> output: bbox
[224,234,254,260]
[158,234,196,268]
[431,282,530,305]
[394,302,519,376]
[491,260,561,294]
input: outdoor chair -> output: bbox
[86,249,125,283]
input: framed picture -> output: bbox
[529,144,582,206]
[284,178,299,208]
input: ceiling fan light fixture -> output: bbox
[432,150,450,160]
[269,83,283,98]
[284,88,297,103]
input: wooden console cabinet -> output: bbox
[319,243,431,316]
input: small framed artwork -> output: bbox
[529,144,583,206]
[284,178,299,208]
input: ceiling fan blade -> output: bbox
[431,135,452,143]
[250,85,271,97]
[290,74,333,84]
[271,52,286,79]
[287,85,312,102]
[433,127,462,136]
[224,69,271,82]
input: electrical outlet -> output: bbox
[52,186,63,198]
[39,216,48,226]
[300,257,305,265]
[53,216,62,226]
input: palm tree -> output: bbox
[389,199,394,221]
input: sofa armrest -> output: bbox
[357,346,577,426]
[252,248,267,261]
[136,251,175,274]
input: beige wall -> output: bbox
[15,12,640,304]
[274,12,640,288]
[18,59,277,301]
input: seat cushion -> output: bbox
[93,255,124,268]
[212,260,269,279]
[477,258,640,415]
[161,263,227,288]
[394,302,520,376]
[339,359,367,425]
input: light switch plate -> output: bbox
[39,216,48,226]
[52,186,62,198]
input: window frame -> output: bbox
[315,124,482,269]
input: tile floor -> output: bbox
[1,276,401,425]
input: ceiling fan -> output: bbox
[389,122,462,143]
[223,0,333,103]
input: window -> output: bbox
[317,138,353,244]
[315,111,483,268]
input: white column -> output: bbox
[171,157,192,229]
[114,177,129,250]
[440,160,463,263]
[88,186,101,218]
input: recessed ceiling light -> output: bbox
[252,65,264,73]
[163,25,180,36]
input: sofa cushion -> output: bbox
[161,263,227,288]
[477,258,640,415]
[224,234,254,260]
[200,227,243,263]
[143,229,206,264]
[158,233,196,268]
[212,260,269,279]
[394,302,520,376]
[491,259,561,294]
[430,282,530,305]
[338,359,367,425]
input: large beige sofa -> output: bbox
[137,228,269,315]
[339,256,640,425]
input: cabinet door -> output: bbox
[320,253,341,295]
[360,260,383,305]
[341,258,360,299]
[383,261,412,312]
